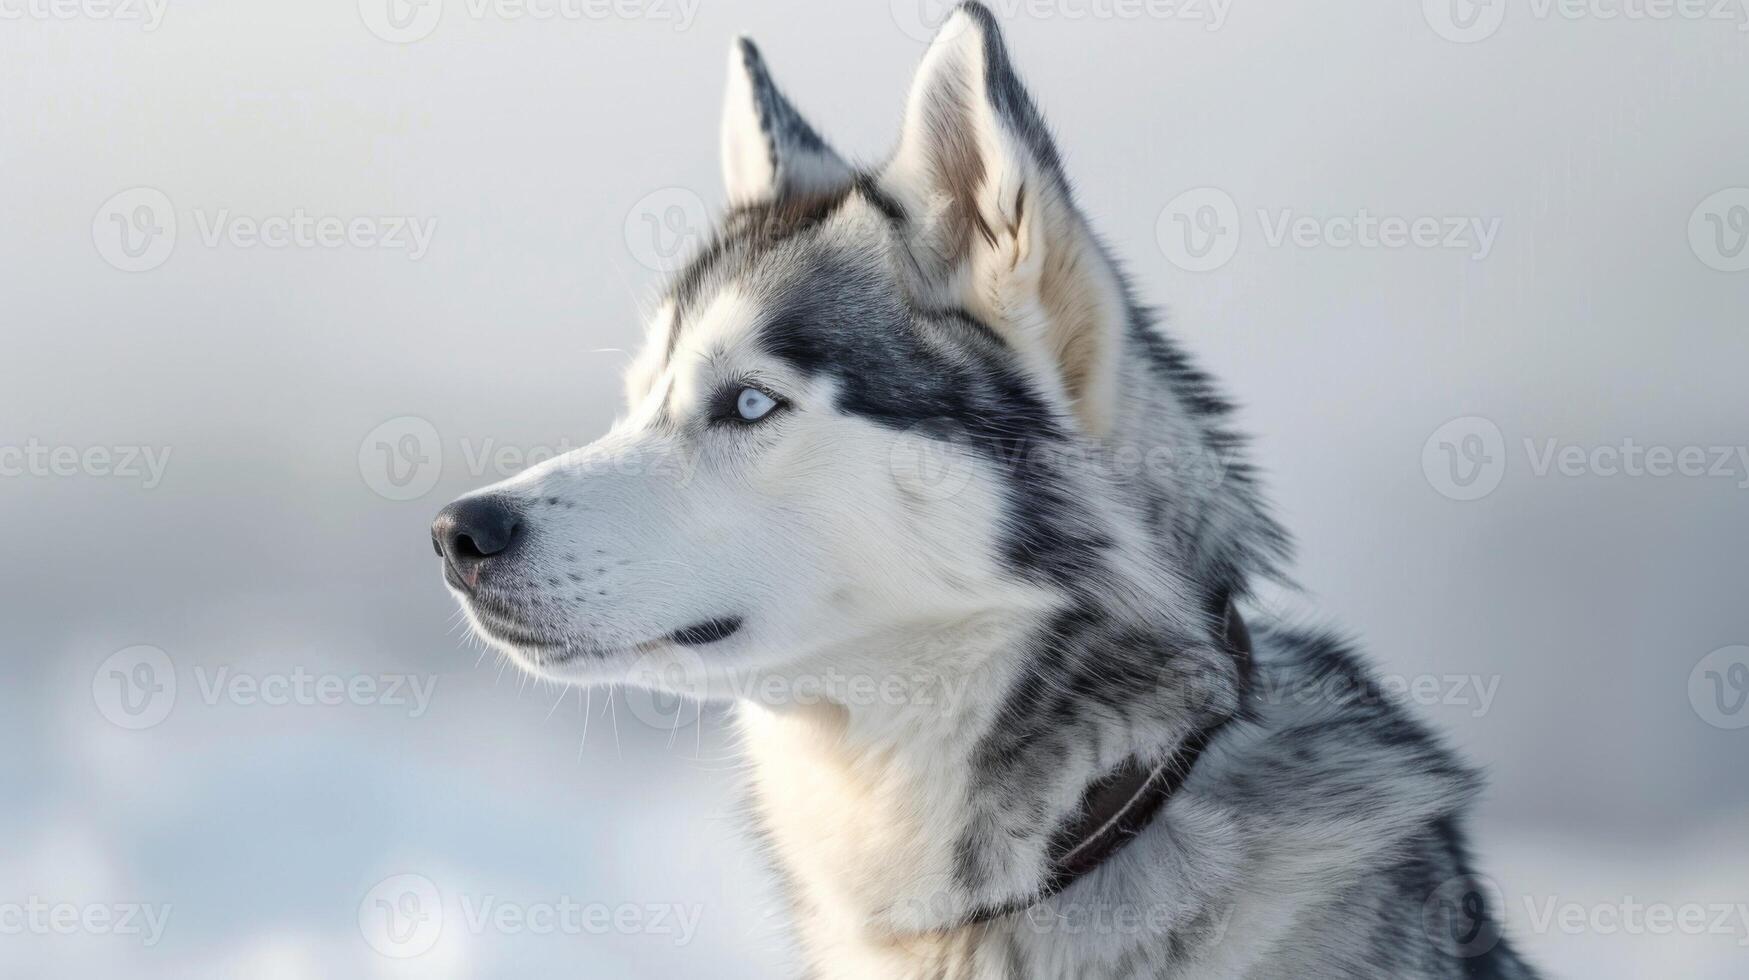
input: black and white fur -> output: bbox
[433,6,1539,976]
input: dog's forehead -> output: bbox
[666,287,766,369]
[660,189,905,371]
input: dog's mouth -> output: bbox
[667,616,743,647]
[470,605,569,651]
[462,595,744,666]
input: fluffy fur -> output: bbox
[433,5,1539,977]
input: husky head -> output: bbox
[432,3,1285,702]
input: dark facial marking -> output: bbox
[750,252,1110,588]
[669,617,744,647]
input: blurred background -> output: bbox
[3,1,1747,976]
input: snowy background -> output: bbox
[3,1,1747,976]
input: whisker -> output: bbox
[608,690,623,760]
[544,685,569,723]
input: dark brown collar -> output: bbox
[963,597,1252,926]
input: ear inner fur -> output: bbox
[881,4,1125,436]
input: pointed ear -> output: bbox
[882,3,1125,436]
[720,37,853,207]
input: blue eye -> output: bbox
[736,387,779,421]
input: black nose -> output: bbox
[431,496,522,579]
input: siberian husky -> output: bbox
[431,4,1539,976]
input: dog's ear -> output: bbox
[882,3,1125,436]
[721,37,853,208]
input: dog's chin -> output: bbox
[459,603,747,685]
[498,639,625,684]
[459,607,614,668]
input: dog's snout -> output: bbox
[432,496,522,582]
